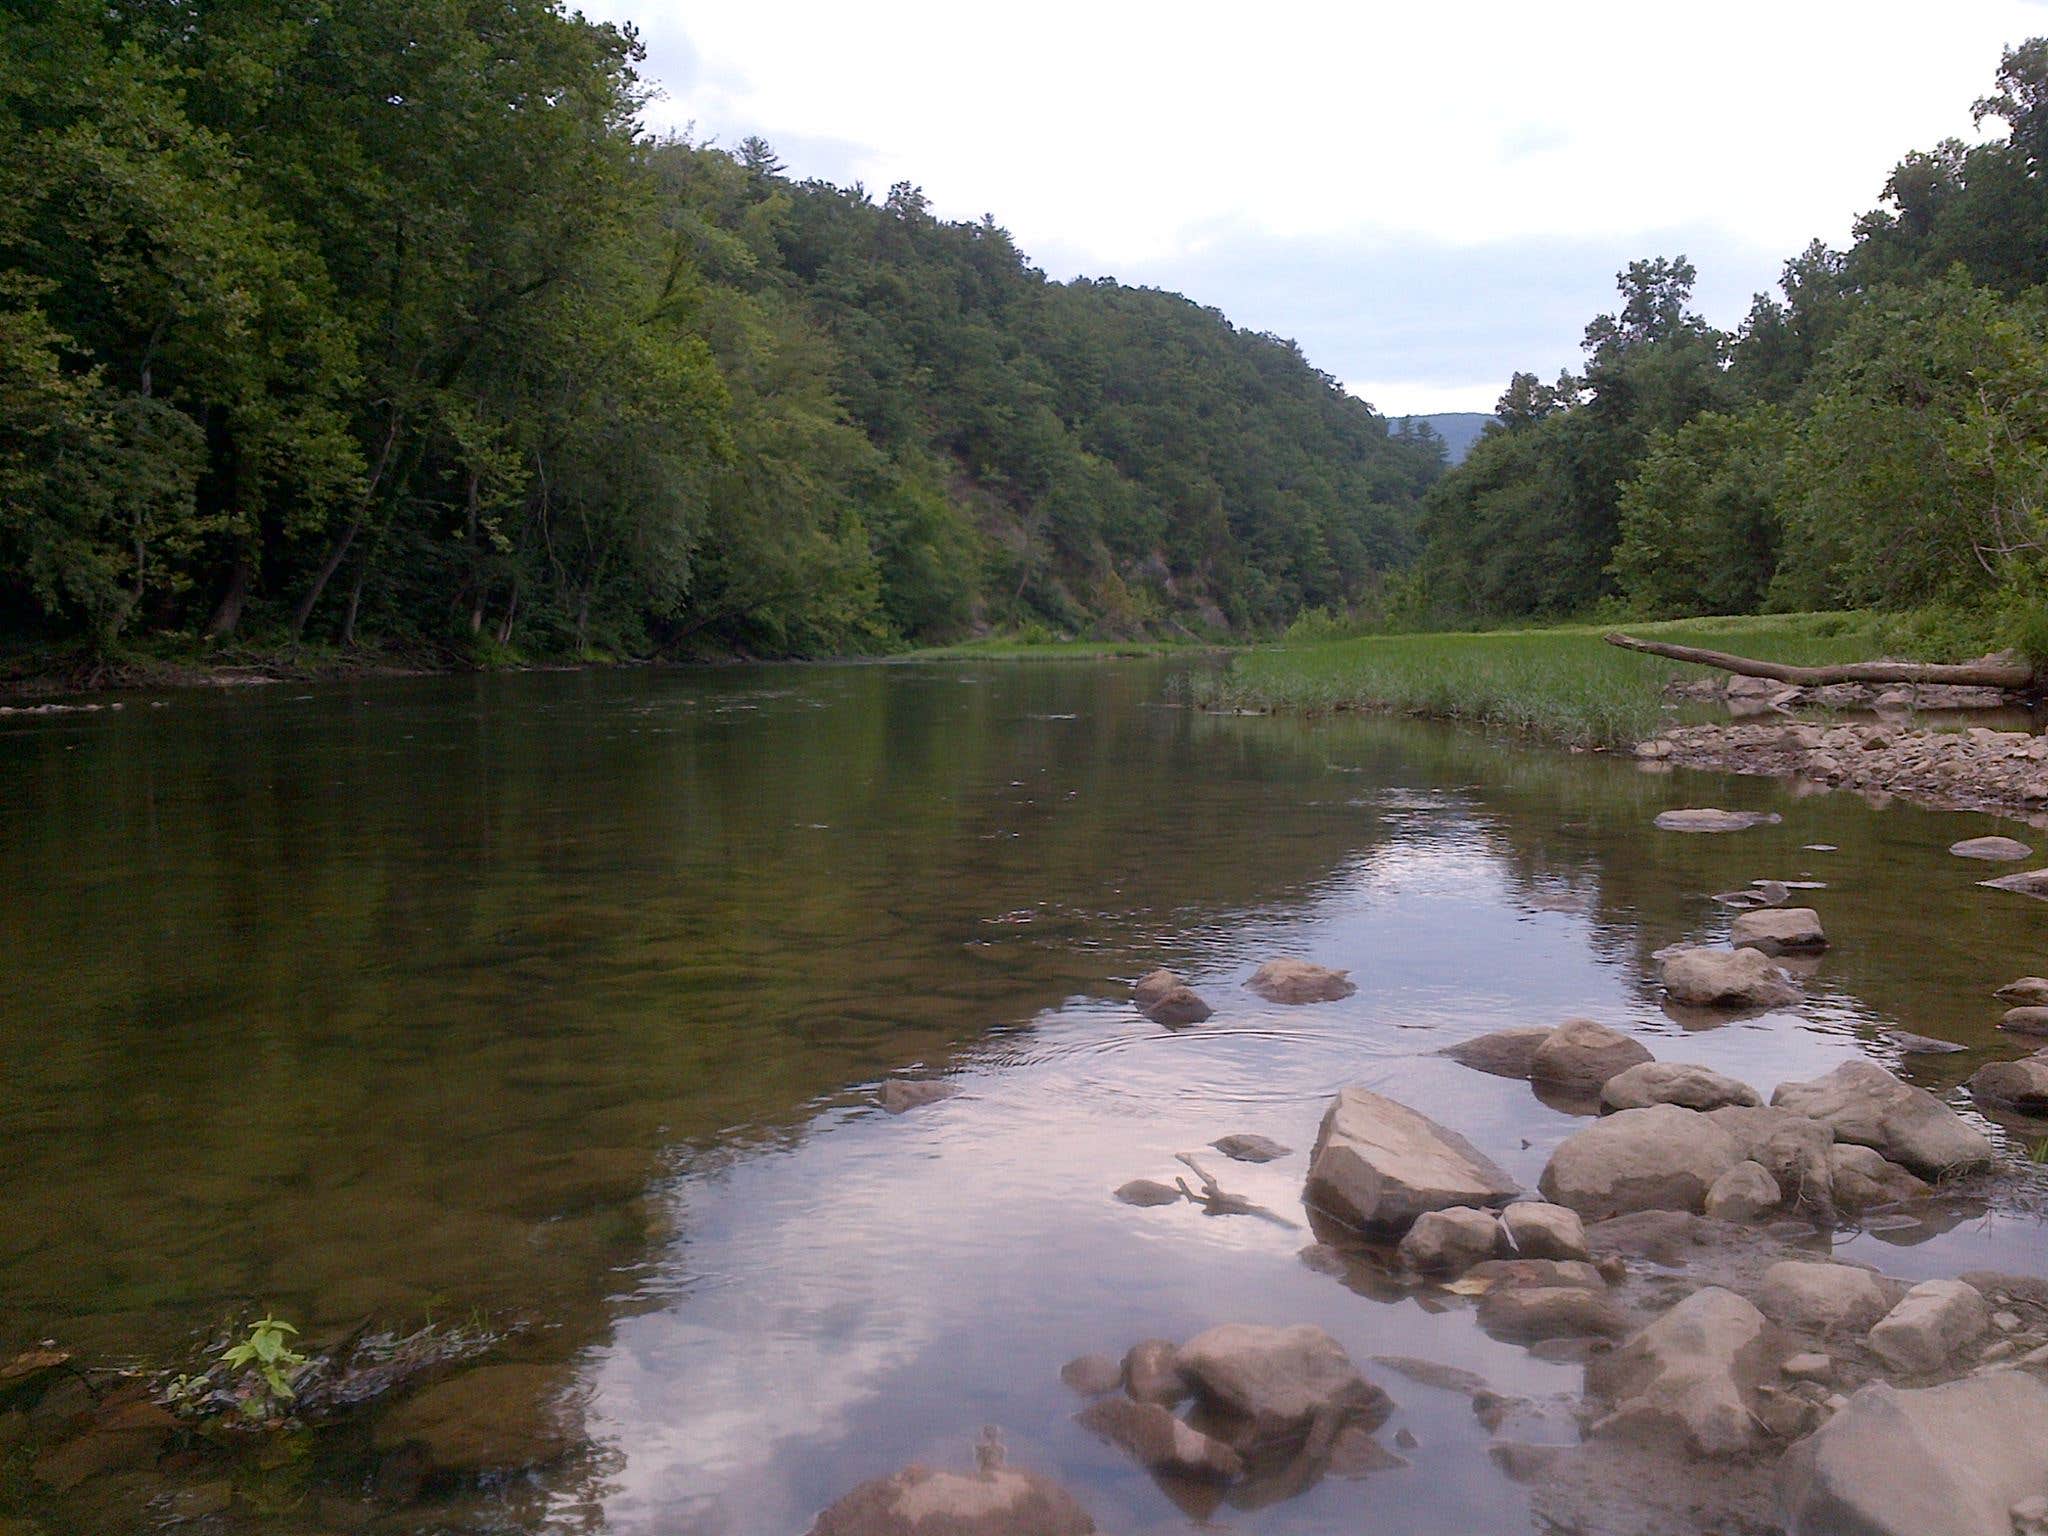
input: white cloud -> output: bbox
[587,0,2041,415]
[1350,380,1503,416]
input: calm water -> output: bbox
[4,661,2047,1534]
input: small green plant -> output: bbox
[223,1314,306,1403]
[2026,1137,2048,1164]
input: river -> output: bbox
[3,660,2045,1533]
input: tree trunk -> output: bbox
[207,557,251,638]
[290,514,363,640]
[1603,632,2037,689]
[341,561,367,648]
[496,583,518,646]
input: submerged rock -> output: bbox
[1867,1279,1989,1375]
[1969,1053,2048,1114]
[1498,1202,1589,1262]
[1438,1027,1554,1080]
[1397,1207,1500,1275]
[810,1453,1095,1536]
[32,1399,177,1492]
[878,1080,960,1115]
[1477,1285,1629,1344]
[1997,977,2048,1007]
[1175,1324,1385,1444]
[1588,1287,1781,1456]
[1075,1396,1242,1481]
[1211,1133,1291,1163]
[1131,969,1184,1010]
[1529,1018,1653,1094]
[1654,809,1783,833]
[371,1363,580,1476]
[1114,1179,1183,1208]
[1600,1062,1761,1114]
[1884,1029,1966,1055]
[1247,959,1356,1004]
[1659,946,1803,1010]
[1059,1355,1122,1397]
[1755,1261,1891,1335]
[1770,1060,1995,1177]
[1538,1104,1741,1219]
[1306,1086,1517,1233]
[1777,1374,2048,1536]
[1949,835,2034,861]
[1730,907,1828,955]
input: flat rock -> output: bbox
[1306,1086,1518,1233]
[1868,1279,1989,1376]
[371,1363,579,1475]
[1655,809,1783,833]
[1530,1019,1654,1094]
[1771,1060,1995,1177]
[1059,1355,1122,1397]
[1477,1285,1629,1343]
[1114,1179,1182,1208]
[1142,985,1213,1027]
[1211,1134,1291,1163]
[1465,1258,1609,1291]
[1371,1356,1488,1394]
[1121,1340,1188,1407]
[2001,1007,2048,1037]
[1730,907,1828,955]
[1438,1027,1554,1080]
[810,1459,1095,1536]
[1247,959,1356,1004]
[1756,1261,1891,1335]
[1601,1062,1761,1114]
[1075,1397,1242,1482]
[1588,1287,1780,1456]
[1397,1207,1501,1275]
[1659,946,1802,1010]
[878,1080,960,1114]
[1970,1054,2048,1114]
[1983,869,2048,900]
[1703,1160,1780,1221]
[1884,1029,1966,1055]
[1499,1202,1589,1262]
[1176,1323,1383,1442]
[1997,978,2048,1007]
[1777,1373,2048,1536]
[1829,1145,1930,1211]
[1950,836,2034,861]
[1539,1104,1742,1219]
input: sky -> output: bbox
[584,1,2047,417]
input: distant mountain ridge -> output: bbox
[1394,412,1497,465]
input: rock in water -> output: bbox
[1538,1105,1741,1219]
[1654,809,1783,833]
[1777,1374,2048,1536]
[1075,1397,1242,1481]
[1588,1287,1780,1456]
[1121,1340,1188,1407]
[1438,1027,1555,1080]
[1997,977,2048,1007]
[371,1364,580,1475]
[1969,1053,2048,1114]
[1247,959,1356,1004]
[1059,1355,1122,1397]
[2001,1006,2048,1037]
[1867,1280,1989,1375]
[1703,1105,1836,1218]
[1949,835,2034,861]
[1730,907,1828,955]
[1114,1179,1182,1208]
[1770,1060,1995,1177]
[1884,1029,1965,1055]
[809,1458,1095,1536]
[1528,1018,1654,1094]
[1828,1145,1929,1211]
[1131,969,1184,1010]
[1755,1261,1891,1334]
[1659,946,1802,1010]
[1397,1207,1500,1275]
[1305,1086,1518,1232]
[1600,1062,1762,1114]
[1211,1133,1291,1163]
[1498,1202,1589,1262]
[1703,1160,1780,1221]
[878,1080,960,1114]
[1983,869,2048,901]
[1477,1285,1629,1343]
[1142,984,1213,1026]
[1175,1324,1385,1443]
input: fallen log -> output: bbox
[1603,633,2036,690]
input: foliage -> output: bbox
[222,1314,306,1406]
[1610,405,1793,616]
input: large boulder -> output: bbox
[1731,907,1828,955]
[1704,1105,1836,1218]
[1538,1105,1742,1219]
[1397,1207,1500,1275]
[1587,1287,1781,1456]
[1498,1202,1589,1262]
[1075,1397,1242,1482]
[1601,1062,1762,1114]
[1247,960,1355,1004]
[1829,1144,1930,1211]
[1529,1019,1653,1094]
[1654,809,1782,833]
[1305,1087,1517,1233]
[1755,1261,1891,1335]
[1770,1060,1995,1177]
[1175,1324,1385,1444]
[1997,977,2048,1007]
[1438,1027,1554,1080]
[1866,1280,1989,1376]
[1777,1374,2048,1536]
[810,1459,1095,1536]
[1659,946,1802,1011]
[1970,1053,2048,1115]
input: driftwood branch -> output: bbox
[1603,633,2035,690]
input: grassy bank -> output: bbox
[1193,611,2019,749]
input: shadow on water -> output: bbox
[2,660,2046,1532]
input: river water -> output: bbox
[3,661,2046,1534]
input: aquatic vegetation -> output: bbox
[223,1315,307,1409]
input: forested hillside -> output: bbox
[1417,39,2048,645]
[0,3,1443,664]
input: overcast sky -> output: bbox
[585,1,2045,417]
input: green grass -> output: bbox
[1192,610,2013,749]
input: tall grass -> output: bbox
[1192,611,2007,749]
